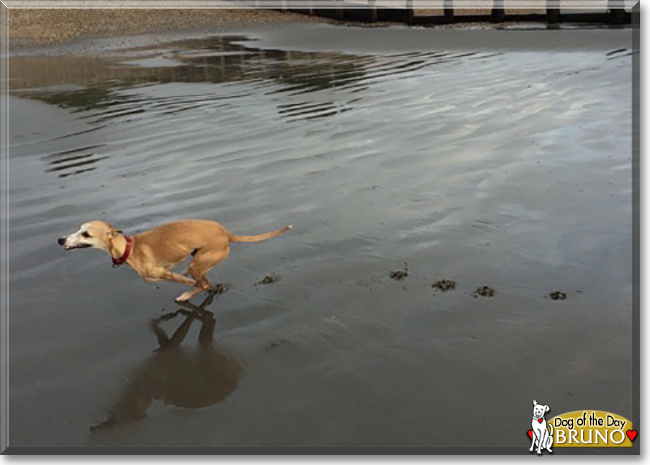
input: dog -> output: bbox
[530,400,553,454]
[58,219,291,302]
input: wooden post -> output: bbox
[608,0,625,24]
[491,0,505,23]
[546,0,560,24]
[406,0,414,25]
[369,0,378,23]
[443,0,454,24]
[336,0,344,21]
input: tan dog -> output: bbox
[58,220,292,302]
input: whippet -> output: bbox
[58,219,292,302]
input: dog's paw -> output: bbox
[175,292,193,302]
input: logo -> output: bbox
[528,400,554,455]
[527,401,637,452]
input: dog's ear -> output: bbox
[545,405,550,413]
[106,224,123,238]
[532,400,538,406]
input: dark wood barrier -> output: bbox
[279,0,632,26]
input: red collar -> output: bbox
[112,236,133,268]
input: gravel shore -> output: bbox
[8,8,326,47]
[8,6,556,48]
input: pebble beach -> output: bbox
[7,6,557,48]
[8,8,325,47]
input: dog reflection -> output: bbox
[91,295,242,431]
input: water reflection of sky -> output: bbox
[11,35,509,179]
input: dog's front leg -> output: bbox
[163,271,198,287]
[541,429,553,453]
[159,271,209,302]
[140,267,209,302]
[536,430,545,455]
[142,268,197,286]
[175,286,209,303]
[142,268,200,300]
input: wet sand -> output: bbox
[6,23,633,450]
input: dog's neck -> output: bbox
[107,235,132,263]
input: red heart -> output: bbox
[527,430,533,439]
[538,419,543,423]
[626,430,638,441]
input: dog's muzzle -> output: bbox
[58,237,90,250]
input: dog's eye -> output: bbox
[82,232,91,238]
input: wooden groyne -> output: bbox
[272,1,632,26]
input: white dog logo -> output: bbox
[529,400,553,454]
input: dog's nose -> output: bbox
[57,237,66,246]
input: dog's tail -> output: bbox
[548,423,554,444]
[229,225,293,243]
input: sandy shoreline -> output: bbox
[8,8,327,47]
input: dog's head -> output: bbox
[532,400,550,420]
[58,220,122,251]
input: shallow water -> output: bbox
[7,25,633,449]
